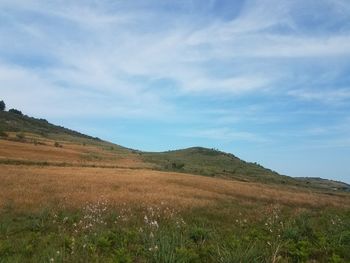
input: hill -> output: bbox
[142,147,290,184]
[0,110,348,191]
[0,110,99,141]
[1,110,350,262]
[0,110,147,168]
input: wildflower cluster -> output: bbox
[264,205,283,238]
[114,205,133,223]
[138,204,187,253]
[330,215,343,226]
[234,212,248,227]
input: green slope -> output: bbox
[296,177,350,192]
[142,147,296,184]
[0,111,99,141]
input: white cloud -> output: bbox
[0,0,350,120]
[0,64,171,119]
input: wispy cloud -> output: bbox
[0,63,171,119]
[288,88,350,104]
[1,0,350,181]
[1,0,349,107]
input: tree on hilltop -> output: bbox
[0,100,5,111]
[9,108,23,115]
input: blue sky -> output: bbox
[1,0,350,183]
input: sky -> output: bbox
[0,0,350,183]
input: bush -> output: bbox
[171,162,185,169]
[0,100,5,111]
[9,109,23,115]
[0,130,8,138]
[54,142,62,148]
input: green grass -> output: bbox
[142,147,298,185]
[0,111,129,153]
[142,148,349,191]
[0,111,96,141]
[1,201,349,262]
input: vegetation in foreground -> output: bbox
[0,164,349,262]
[1,200,349,263]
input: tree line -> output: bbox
[0,100,23,115]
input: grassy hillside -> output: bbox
[1,110,348,191]
[0,111,99,141]
[0,111,149,169]
[1,110,350,262]
[0,111,287,183]
[142,147,292,184]
[296,177,350,192]
[143,148,350,190]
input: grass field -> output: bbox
[1,162,349,262]
[0,133,148,169]
[1,112,350,262]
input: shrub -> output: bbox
[9,108,23,115]
[171,162,185,169]
[0,100,5,111]
[54,142,62,148]
[0,130,8,137]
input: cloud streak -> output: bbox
[0,0,350,181]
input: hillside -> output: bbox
[296,177,350,192]
[0,111,147,168]
[142,147,290,184]
[0,110,348,191]
[0,110,100,141]
[1,110,350,262]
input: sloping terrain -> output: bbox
[296,177,350,192]
[143,147,289,184]
[1,110,349,191]
[1,110,350,262]
[1,165,349,212]
[0,111,285,182]
[0,111,148,168]
[0,110,101,141]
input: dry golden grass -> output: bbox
[0,136,149,168]
[1,134,349,214]
[1,164,349,213]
